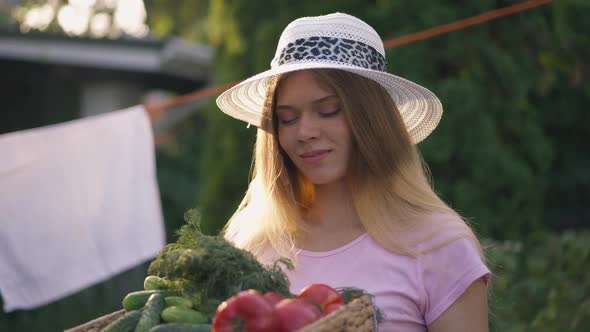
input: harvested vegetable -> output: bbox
[262,292,285,307]
[274,298,322,332]
[161,306,208,324]
[135,294,165,332]
[123,290,177,311]
[297,283,345,315]
[164,296,193,309]
[147,210,292,306]
[101,310,142,332]
[144,275,166,290]
[211,290,279,332]
[149,323,212,332]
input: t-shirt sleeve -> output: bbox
[419,237,491,325]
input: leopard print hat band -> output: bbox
[216,12,443,144]
[276,36,387,72]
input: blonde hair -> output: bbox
[223,69,481,258]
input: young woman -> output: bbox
[215,12,490,331]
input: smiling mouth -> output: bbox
[300,150,331,163]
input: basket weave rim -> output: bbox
[64,309,126,332]
[297,294,375,332]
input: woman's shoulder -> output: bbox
[412,222,490,325]
[401,211,480,253]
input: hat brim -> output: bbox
[216,62,442,144]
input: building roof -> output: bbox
[0,31,212,82]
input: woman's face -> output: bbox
[275,70,353,185]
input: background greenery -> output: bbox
[194,0,589,239]
[1,0,588,331]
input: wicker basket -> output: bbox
[65,294,375,332]
[298,294,375,332]
[65,309,126,332]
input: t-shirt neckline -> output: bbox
[296,232,369,258]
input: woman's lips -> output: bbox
[300,149,330,163]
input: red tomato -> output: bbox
[274,298,322,332]
[296,284,345,315]
[263,292,285,307]
[212,290,279,332]
[324,302,344,315]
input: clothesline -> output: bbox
[143,0,554,116]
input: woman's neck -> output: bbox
[307,181,364,231]
[295,181,365,251]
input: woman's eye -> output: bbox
[279,116,298,125]
[320,109,340,117]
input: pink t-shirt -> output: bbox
[277,233,490,332]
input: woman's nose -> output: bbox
[296,112,320,141]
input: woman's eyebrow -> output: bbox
[276,95,339,111]
[311,94,339,105]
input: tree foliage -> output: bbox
[144,0,209,41]
[487,231,590,331]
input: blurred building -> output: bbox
[0,30,211,135]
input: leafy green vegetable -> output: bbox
[147,209,292,307]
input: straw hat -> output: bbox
[216,12,442,144]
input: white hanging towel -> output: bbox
[0,105,165,312]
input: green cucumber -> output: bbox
[164,296,193,309]
[149,323,211,332]
[161,306,208,324]
[134,294,164,332]
[101,310,142,332]
[194,298,220,315]
[123,290,176,311]
[143,276,166,290]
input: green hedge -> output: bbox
[488,231,590,331]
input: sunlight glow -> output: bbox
[57,4,90,36]
[21,4,54,32]
[102,0,118,9]
[89,12,111,37]
[18,0,149,37]
[113,0,148,37]
[69,0,96,7]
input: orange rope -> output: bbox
[144,0,553,113]
[147,81,237,112]
[383,0,553,48]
